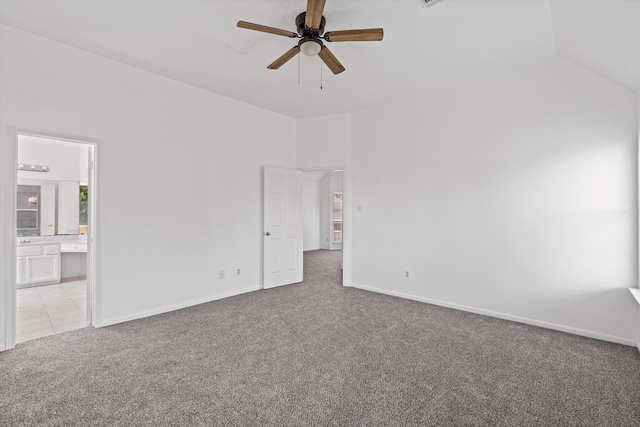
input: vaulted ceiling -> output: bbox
[0,0,638,118]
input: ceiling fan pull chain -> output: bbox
[320,57,323,90]
[298,53,301,85]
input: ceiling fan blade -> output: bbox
[318,46,345,75]
[267,46,301,70]
[305,0,327,30]
[324,28,384,42]
[237,21,298,38]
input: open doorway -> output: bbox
[302,170,344,284]
[14,134,95,343]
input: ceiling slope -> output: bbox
[1,1,636,118]
[551,0,640,92]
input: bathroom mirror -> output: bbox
[16,181,82,237]
[16,185,40,234]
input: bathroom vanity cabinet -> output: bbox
[16,243,61,287]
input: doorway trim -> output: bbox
[299,166,350,286]
[3,127,100,350]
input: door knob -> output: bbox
[265,232,271,236]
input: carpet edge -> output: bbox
[348,282,636,347]
[94,284,262,328]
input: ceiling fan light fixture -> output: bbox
[238,1,383,74]
[300,39,322,56]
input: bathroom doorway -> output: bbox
[13,133,97,344]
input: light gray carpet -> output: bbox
[1,249,639,426]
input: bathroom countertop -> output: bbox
[17,235,88,246]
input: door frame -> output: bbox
[2,127,99,350]
[299,166,350,287]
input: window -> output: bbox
[16,185,40,235]
[333,192,342,243]
[79,185,88,226]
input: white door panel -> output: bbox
[263,167,303,289]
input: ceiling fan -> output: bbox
[237,0,383,75]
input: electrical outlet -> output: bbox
[404,270,410,279]
[219,270,225,279]
[236,268,241,276]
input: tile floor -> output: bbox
[16,280,87,343]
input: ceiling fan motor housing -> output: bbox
[296,12,326,37]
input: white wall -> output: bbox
[1,27,637,351]
[18,135,88,183]
[296,114,351,169]
[637,92,640,349]
[303,171,324,251]
[0,24,296,349]
[350,57,638,345]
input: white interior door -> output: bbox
[263,167,303,289]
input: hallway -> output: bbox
[303,249,342,285]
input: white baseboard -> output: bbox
[347,283,637,347]
[94,285,261,328]
[0,344,5,352]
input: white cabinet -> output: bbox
[16,244,61,287]
[40,183,56,236]
[25,255,60,283]
[58,181,80,235]
[16,257,25,285]
[60,242,87,252]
